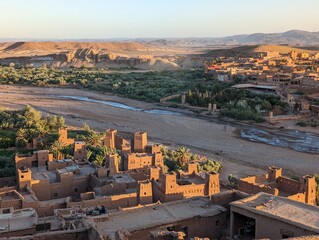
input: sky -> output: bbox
[1,0,319,39]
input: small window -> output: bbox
[216,220,220,226]
[21,175,24,179]
[74,188,78,193]
[144,192,147,195]
[53,193,58,197]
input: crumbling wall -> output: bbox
[238,180,278,195]
[277,177,301,194]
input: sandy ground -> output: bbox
[0,85,318,183]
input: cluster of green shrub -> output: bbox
[296,119,318,128]
[186,81,288,122]
[0,106,66,177]
[0,105,65,148]
[0,65,206,102]
[162,146,222,173]
[0,149,17,178]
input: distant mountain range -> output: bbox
[1,30,319,46]
[219,30,319,46]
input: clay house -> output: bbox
[230,192,319,239]
[123,152,164,171]
[273,73,292,85]
[103,129,117,149]
[88,197,227,240]
[133,131,148,153]
[15,150,53,170]
[58,128,75,146]
[238,166,317,205]
[17,162,95,201]
[104,129,148,153]
[66,166,154,211]
[73,141,87,163]
[103,129,131,153]
[153,163,220,203]
[104,153,119,175]
[302,73,319,87]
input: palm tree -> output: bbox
[15,128,29,148]
[16,128,27,139]
[101,146,116,157]
[87,131,103,147]
[175,146,191,167]
[86,150,93,162]
[50,140,64,159]
[60,144,74,159]
[94,154,105,167]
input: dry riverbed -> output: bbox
[0,85,318,183]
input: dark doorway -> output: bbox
[32,161,38,167]
[233,212,256,239]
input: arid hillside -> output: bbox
[203,44,319,58]
[0,42,205,70]
[1,41,146,52]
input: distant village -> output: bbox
[205,50,319,119]
[0,127,317,239]
[159,49,319,126]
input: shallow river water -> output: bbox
[241,128,319,154]
[59,95,182,116]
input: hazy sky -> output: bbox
[1,0,319,39]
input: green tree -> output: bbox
[94,154,105,166]
[86,150,93,162]
[174,146,191,167]
[87,131,103,147]
[50,140,64,159]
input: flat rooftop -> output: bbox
[0,208,37,232]
[0,190,21,201]
[98,173,136,184]
[178,174,205,185]
[230,192,319,233]
[32,163,95,183]
[90,197,226,238]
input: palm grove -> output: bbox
[0,106,222,178]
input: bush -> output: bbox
[220,107,264,122]
[296,121,307,127]
[228,174,239,188]
[198,159,223,173]
[310,119,318,128]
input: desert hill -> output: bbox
[203,44,319,58]
[0,41,205,70]
[2,41,146,52]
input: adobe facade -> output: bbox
[73,141,87,162]
[153,163,220,202]
[15,150,53,170]
[58,128,75,146]
[238,166,317,205]
[123,152,164,171]
[17,164,94,201]
[133,131,148,152]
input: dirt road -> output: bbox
[1,85,318,182]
